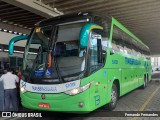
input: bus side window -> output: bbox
[89,29,106,73]
[111,43,119,53]
[124,46,128,54]
[117,45,124,53]
[101,37,108,62]
[132,49,136,56]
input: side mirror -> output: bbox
[9,35,29,55]
[79,23,103,48]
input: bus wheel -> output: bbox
[107,84,118,110]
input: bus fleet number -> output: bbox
[65,82,76,89]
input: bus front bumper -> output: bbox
[20,89,91,112]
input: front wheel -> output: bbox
[106,84,118,111]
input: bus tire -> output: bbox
[142,76,147,89]
[107,84,118,111]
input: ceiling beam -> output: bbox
[55,0,106,11]
[113,10,160,20]
[97,0,152,12]
[106,5,160,16]
[0,22,30,34]
[0,9,26,16]
[55,0,84,7]
[0,3,11,8]
[2,0,62,18]
[0,7,21,14]
[4,14,43,21]
[42,0,56,4]
[11,18,43,23]
[1,12,36,19]
[63,0,129,14]
[117,15,160,24]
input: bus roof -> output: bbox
[36,12,111,27]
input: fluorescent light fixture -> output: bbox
[19,25,23,27]
[14,50,24,54]
[2,20,7,23]
[53,8,63,15]
[14,32,17,34]
[28,52,37,55]
[4,49,24,54]
[8,22,14,24]
[19,33,22,35]
[83,13,88,15]
[4,49,8,52]
[9,31,12,33]
[3,29,7,32]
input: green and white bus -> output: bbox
[9,12,151,112]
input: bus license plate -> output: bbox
[38,103,50,108]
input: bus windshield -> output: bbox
[23,21,88,83]
[54,22,86,78]
[24,26,52,69]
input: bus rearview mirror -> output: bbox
[79,23,103,48]
[9,35,29,55]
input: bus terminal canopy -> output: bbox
[1,0,160,55]
[40,0,160,55]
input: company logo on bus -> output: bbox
[41,94,45,99]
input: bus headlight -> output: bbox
[64,82,91,95]
[20,87,27,93]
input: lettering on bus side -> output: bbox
[125,57,141,65]
[94,95,100,106]
[144,61,149,71]
[112,60,118,64]
[32,86,57,92]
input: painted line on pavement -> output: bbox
[132,86,160,120]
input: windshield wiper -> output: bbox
[53,55,65,83]
[51,26,65,83]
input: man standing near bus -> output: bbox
[0,68,19,111]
